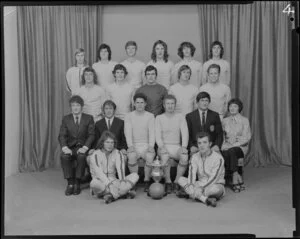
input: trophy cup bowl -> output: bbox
[148,156,166,199]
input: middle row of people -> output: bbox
[72,63,231,123]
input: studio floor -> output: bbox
[4,165,295,237]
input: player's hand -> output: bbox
[148,146,155,153]
[77,147,87,154]
[180,147,188,154]
[62,147,72,155]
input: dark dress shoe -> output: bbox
[165,183,172,194]
[73,184,81,195]
[65,185,74,196]
[126,190,136,199]
[206,197,217,207]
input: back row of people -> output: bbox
[66,40,230,93]
[58,90,251,206]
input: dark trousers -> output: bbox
[221,147,244,173]
[60,147,87,180]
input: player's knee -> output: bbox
[127,151,138,164]
[205,184,224,198]
[178,176,187,186]
[60,153,71,161]
[179,155,189,166]
[145,152,155,165]
[90,179,102,190]
[160,154,170,166]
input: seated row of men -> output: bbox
[58,90,251,206]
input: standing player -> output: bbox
[92,44,118,89]
[177,132,225,207]
[121,41,146,90]
[124,93,156,192]
[199,64,231,120]
[66,48,89,94]
[146,40,174,89]
[106,64,135,120]
[135,65,168,117]
[172,42,203,88]
[202,41,230,86]
[73,67,106,122]
[155,95,189,194]
[169,65,199,116]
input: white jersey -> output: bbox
[121,59,146,90]
[73,85,106,122]
[92,61,118,89]
[199,82,231,116]
[124,111,155,147]
[202,59,230,86]
[172,59,203,87]
[66,65,89,94]
[155,113,189,147]
[106,82,135,120]
[169,82,199,115]
[146,59,174,89]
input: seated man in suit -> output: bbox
[186,91,223,156]
[58,95,95,196]
[177,132,225,207]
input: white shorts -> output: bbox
[164,144,181,160]
[133,143,149,159]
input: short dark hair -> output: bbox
[133,92,147,103]
[112,64,128,77]
[163,94,177,105]
[95,131,117,150]
[69,95,84,107]
[125,41,137,49]
[228,98,244,113]
[177,42,196,59]
[196,131,212,142]
[178,65,192,80]
[144,65,158,77]
[151,40,169,63]
[81,67,98,85]
[209,41,224,59]
[196,92,211,103]
[97,43,112,61]
[207,64,221,74]
[102,100,117,111]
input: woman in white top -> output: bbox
[121,41,146,90]
[172,42,203,88]
[202,41,230,86]
[66,48,89,94]
[106,64,135,120]
[73,67,106,123]
[92,44,118,89]
[146,40,174,90]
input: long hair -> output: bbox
[151,40,169,63]
[177,42,196,59]
[73,48,87,66]
[97,43,112,61]
[95,131,118,150]
[81,67,98,85]
[209,41,224,59]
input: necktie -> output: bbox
[108,119,111,130]
[75,116,79,131]
[202,111,206,125]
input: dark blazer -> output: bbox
[58,113,95,149]
[185,109,223,150]
[93,117,127,150]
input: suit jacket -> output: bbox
[58,113,95,149]
[185,109,223,150]
[93,117,127,150]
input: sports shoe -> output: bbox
[126,190,136,199]
[165,183,172,194]
[206,197,217,207]
[103,193,114,204]
[144,181,151,192]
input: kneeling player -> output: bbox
[177,132,225,207]
[88,131,139,204]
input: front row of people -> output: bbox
[58,91,251,206]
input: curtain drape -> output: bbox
[17,6,103,171]
[198,1,292,167]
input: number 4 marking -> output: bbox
[282,4,295,15]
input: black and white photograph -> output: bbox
[2,1,300,237]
